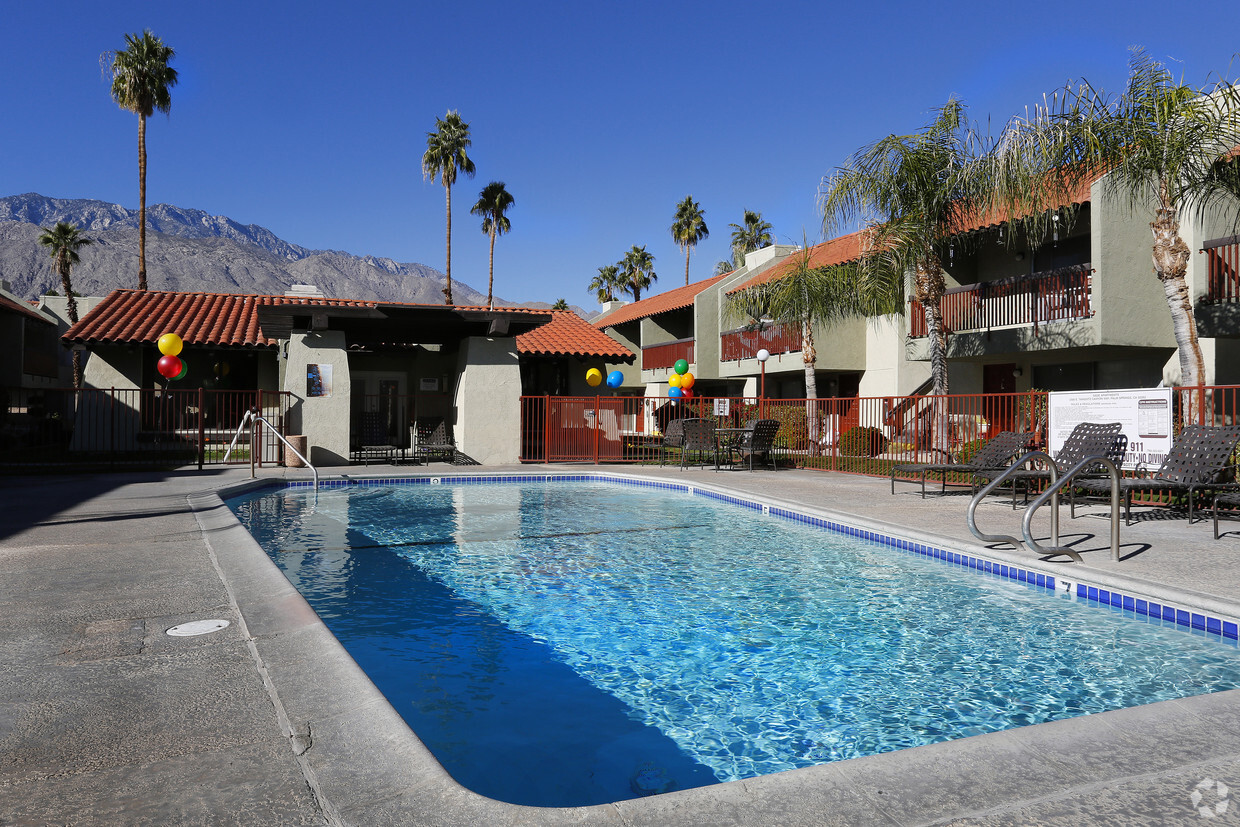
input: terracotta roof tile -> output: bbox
[64,289,630,359]
[516,310,633,359]
[0,294,56,325]
[727,233,865,294]
[594,275,727,329]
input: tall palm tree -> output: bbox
[590,264,623,303]
[670,196,709,286]
[106,30,177,292]
[422,110,476,305]
[728,210,774,267]
[819,98,990,399]
[470,181,514,308]
[620,245,657,302]
[993,49,1240,391]
[714,258,737,276]
[38,222,93,387]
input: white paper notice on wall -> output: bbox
[713,398,730,417]
[1048,387,1172,470]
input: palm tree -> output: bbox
[670,196,709,286]
[106,30,177,292]
[819,98,991,399]
[470,181,514,308]
[422,110,476,305]
[620,246,657,302]
[993,49,1240,391]
[714,258,737,276]
[38,222,93,387]
[590,264,623,303]
[728,210,774,267]
[551,298,570,311]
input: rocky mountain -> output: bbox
[0,193,584,314]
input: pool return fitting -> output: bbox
[224,406,319,491]
[967,452,1121,563]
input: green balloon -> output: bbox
[674,359,689,375]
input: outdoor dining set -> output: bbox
[658,417,783,472]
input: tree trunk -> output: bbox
[58,256,81,388]
[137,114,148,291]
[487,225,496,309]
[915,259,950,454]
[684,247,691,286]
[1151,208,1203,391]
[802,317,819,452]
[443,183,454,305]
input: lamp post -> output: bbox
[756,348,769,417]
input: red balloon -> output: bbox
[157,354,183,379]
[681,388,694,398]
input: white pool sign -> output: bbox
[1047,387,1172,470]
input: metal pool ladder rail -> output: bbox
[967,451,1121,563]
[223,407,318,491]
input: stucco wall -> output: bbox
[284,331,351,466]
[858,315,929,397]
[83,346,142,390]
[454,337,522,465]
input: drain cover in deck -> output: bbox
[166,619,231,637]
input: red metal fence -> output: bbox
[1204,235,1240,303]
[910,266,1092,337]
[0,386,293,469]
[641,339,695,371]
[720,322,802,361]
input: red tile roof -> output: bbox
[0,294,56,325]
[516,310,633,359]
[594,275,728,329]
[727,233,865,294]
[63,288,631,358]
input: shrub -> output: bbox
[839,425,887,457]
[957,438,989,465]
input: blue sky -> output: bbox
[3,1,1238,307]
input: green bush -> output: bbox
[839,425,887,457]
[957,438,989,465]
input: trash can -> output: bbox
[285,435,308,467]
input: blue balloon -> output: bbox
[668,387,683,398]
[606,370,624,388]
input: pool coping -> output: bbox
[197,469,1240,825]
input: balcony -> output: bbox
[642,338,694,371]
[720,322,802,361]
[1204,235,1240,303]
[909,265,1093,338]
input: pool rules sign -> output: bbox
[1047,388,1172,470]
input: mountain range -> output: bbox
[0,193,583,314]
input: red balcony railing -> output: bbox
[910,265,1092,338]
[720,322,802,361]
[1204,234,1240,303]
[642,338,695,370]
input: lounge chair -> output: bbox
[679,418,719,470]
[1071,424,1240,525]
[722,419,781,471]
[1210,488,1240,539]
[658,417,688,466]
[974,422,1126,508]
[355,410,399,465]
[890,430,1031,498]
[414,417,456,464]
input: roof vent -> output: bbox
[285,284,325,298]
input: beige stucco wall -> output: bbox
[858,315,929,397]
[454,336,522,465]
[83,345,142,390]
[284,331,351,466]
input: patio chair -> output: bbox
[1210,488,1240,539]
[723,419,781,471]
[679,418,719,471]
[355,410,399,465]
[1071,424,1240,525]
[974,422,1127,509]
[658,417,689,466]
[414,417,456,464]
[890,430,1031,498]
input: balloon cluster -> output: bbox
[585,368,626,390]
[668,358,695,398]
[156,333,188,381]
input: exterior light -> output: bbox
[756,349,770,363]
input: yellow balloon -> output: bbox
[668,373,682,388]
[680,372,695,390]
[586,368,602,387]
[157,332,183,357]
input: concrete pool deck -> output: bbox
[2,463,1240,825]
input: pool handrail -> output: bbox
[223,408,318,491]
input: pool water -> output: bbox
[228,480,1240,807]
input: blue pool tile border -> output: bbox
[275,473,1239,642]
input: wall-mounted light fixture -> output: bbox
[1013,366,1023,378]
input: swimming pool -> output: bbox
[228,476,1240,807]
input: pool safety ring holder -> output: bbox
[166,619,231,637]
